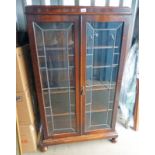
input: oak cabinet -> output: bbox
[26,6,131,150]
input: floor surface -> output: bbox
[24,122,151,155]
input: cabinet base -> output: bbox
[42,130,118,146]
[110,137,117,143]
[39,144,48,152]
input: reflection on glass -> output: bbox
[26,0,32,5]
[79,0,91,6]
[95,0,106,6]
[109,0,120,6]
[123,0,132,7]
[34,22,76,135]
[85,22,123,131]
[50,0,63,5]
[44,0,51,5]
[25,0,132,7]
[64,0,75,5]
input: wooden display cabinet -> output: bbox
[26,5,131,151]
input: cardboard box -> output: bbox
[16,111,23,155]
[16,45,30,93]
[16,89,35,125]
[19,124,37,153]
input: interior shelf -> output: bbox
[43,87,75,94]
[42,85,114,94]
[41,64,117,70]
[38,44,74,51]
[86,102,113,112]
[87,46,119,49]
[87,53,119,56]
[38,54,74,58]
[42,82,115,93]
[45,102,112,118]
[86,64,118,69]
[40,66,74,70]
[51,112,75,117]
[86,108,112,113]
[86,80,115,90]
[38,45,118,52]
[46,108,112,117]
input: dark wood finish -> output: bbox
[38,124,48,152]
[25,6,132,15]
[27,15,49,139]
[80,15,86,135]
[110,137,117,143]
[81,15,130,134]
[39,144,48,152]
[111,17,130,130]
[26,6,132,149]
[26,14,81,139]
[43,130,118,146]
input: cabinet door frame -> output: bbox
[80,15,130,134]
[27,15,80,139]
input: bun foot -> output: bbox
[39,144,48,152]
[110,137,117,143]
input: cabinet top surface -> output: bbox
[25,6,132,15]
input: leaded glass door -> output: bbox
[82,16,124,132]
[31,16,80,137]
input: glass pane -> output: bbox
[109,0,120,6]
[95,0,106,6]
[50,0,63,5]
[26,0,32,5]
[64,0,75,6]
[44,0,51,5]
[79,0,91,6]
[34,22,76,135]
[48,69,74,88]
[123,0,132,7]
[25,0,132,7]
[85,21,123,131]
[40,69,48,88]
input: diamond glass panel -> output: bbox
[33,22,76,135]
[85,21,123,131]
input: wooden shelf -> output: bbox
[38,45,119,53]
[87,64,118,69]
[43,81,115,94]
[46,103,112,118]
[87,52,120,56]
[46,109,112,118]
[86,80,115,90]
[40,66,74,71]
[43,87,75,94]
[38,43,74,51]
[86,102,112,113]
[87,108,112,113]
[52,112,75,117]
[87,86,115,91]
[87,46,119,50]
